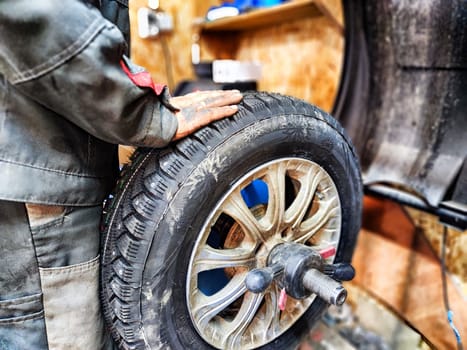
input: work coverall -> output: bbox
[0,1,178,348]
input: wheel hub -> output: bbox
[245,242,354,305]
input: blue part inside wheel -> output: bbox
[198,179,269,296]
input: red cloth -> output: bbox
[120,59,165,95]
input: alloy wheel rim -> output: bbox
[186,158,342,349]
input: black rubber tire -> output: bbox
[100,92,363,350]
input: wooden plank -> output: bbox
[200,0,323,32]
[313,0,344,35]
[118,145,135,166]
[351,229,467,349]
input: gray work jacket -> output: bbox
[0,0,178,206]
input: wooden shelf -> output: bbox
[200,0,323,32]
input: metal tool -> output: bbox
[245,243,355,306]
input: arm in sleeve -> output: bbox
[0,0,178,147]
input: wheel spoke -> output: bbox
[284,164,323,229]
[222,292,264,349]
[222,190,267,243]
[261,162,286,235]
[193,245,257,273]
[193,273,247,330]
[261,284,281,340]
[291,197,339,244]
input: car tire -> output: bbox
[100,92,362,350]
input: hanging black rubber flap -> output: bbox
[334,0,467,227]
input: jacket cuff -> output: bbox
[119,56,179,145]
[141,98,178,147]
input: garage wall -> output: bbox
[129,0,205,91]
[128,0,343,112]
[234,15,343,112]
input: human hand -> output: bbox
[170,89,243,140]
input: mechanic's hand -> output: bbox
[170,89,243,140]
